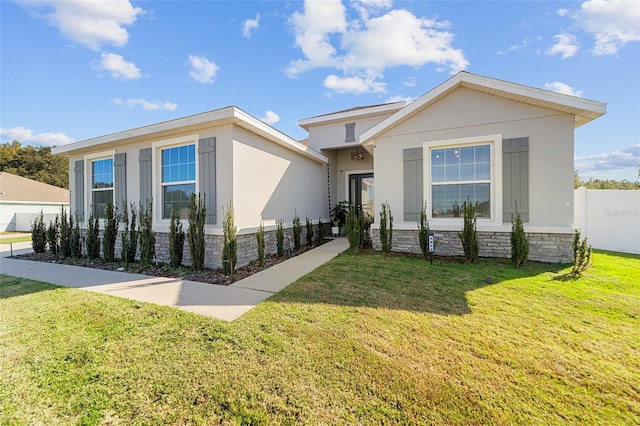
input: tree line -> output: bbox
[0,141,69,189]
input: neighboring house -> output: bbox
[53,72,606,265]
[52,107,328,268]
[0,171,70,232]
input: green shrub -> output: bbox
[256,221,265,266]
[188,194,206,271]
[572,230,592,275]
[102,202,118,262]
[59,207,71,258]
[316,218,325,245]
[120,202,139,264]
[510,204,529,268]
[86,213,100,260]
[47,215,60,256]
[169,207,185,268]
[379,202,393,255]
[458,198,479,263]
[70,215,81,258]
[346,207,361,251]
[305,216,314,247]
[222,202,237,275]
[31,210,47,253]
[138,200,155,266]
[276,219,284,257]
[418,202,430,261]
[292,211,302,251]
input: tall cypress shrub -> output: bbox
[120,202,139,264]
[31,210,47,253]
[59,207,71,258]
[292,211,302,251]
[169,207,185,268]
[458,198,479,263]
[418,202,430,261]
[379,202,393,255]
[222,201,237,275]
[346,207,361,251]
[70,214,81,258]
[138,200,155,266]
[316,218,325,245]
[510,203,529,268]
[188,194,206,271]
[305,216,314,247]
[256,221,265,266]
[102,201,118,262]
[86,213,100,260]
[47,216,60,256]
[276,219,284,257]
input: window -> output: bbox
[91,158,114,218]
[431,144,491,218]
[161,144,195,219]
[345,123,356,142]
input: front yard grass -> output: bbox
[0,233,31,244]
[1,250,638,424]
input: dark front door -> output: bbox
[349,173,374,218]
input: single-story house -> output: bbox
[0,171,70,232]
[53,72,606,265]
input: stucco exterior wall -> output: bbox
[371,87,576,232]
[0,202,69,232]
[307,112,396,151]
[333,148,374,205]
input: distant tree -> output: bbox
[574,169,639,190]
[0,140,69,188]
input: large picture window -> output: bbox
[431,144,491,218]
[91,158,114,218]
[161,144,195,219]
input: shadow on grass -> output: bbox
[0,274,59,299]
[272,251,567,316]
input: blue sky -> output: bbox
[1,0,639,180]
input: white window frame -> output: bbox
[84,150,115,222]
[423,134,503,228]
[152,134,199,226]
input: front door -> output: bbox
[349,173,374,218]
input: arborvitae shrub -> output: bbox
[292,211,302,251]
[276,219,284,256]
[222,201,237,275]
[458,198,479,263]
[346,207,361,251]
[59,207,71,258]
[169,207,185,268]
[305,216,313,247]
[139,200,155,266]
[47,216,60,256]
[31,210,47,253]
[510,204,529,268]
[256,221,265,266]
[120,202,139,264]
[379,202,393,255]
[418,202,430,261]
[86,213,100,260]
[188,194,206,271]
[70,215,81,258]
[572,230,592,275]
[316,218,325,245]
[102,202,118,262]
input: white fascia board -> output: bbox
[232,108,327,164]
[298,102,406,131]
[360,71,607,146]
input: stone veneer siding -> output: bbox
[89,225,327,269]
[370,229,573,263]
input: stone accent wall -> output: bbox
[371,228,573,263]
[85,223,328,269]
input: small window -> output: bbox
[161,144,196,219]
[345,123,356,142]
[431,144,491,218]
[91,158,114,218]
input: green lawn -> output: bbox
[1,251,638,425]
[0,234,31,244]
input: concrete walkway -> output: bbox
[0,239,348,321]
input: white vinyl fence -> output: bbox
[574,188,640,254]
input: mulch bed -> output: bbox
[12,243,324,286]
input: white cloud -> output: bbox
[545,34,579,59]
[544,81,584,97]
[114,98,177,111]
[287,0,468,93]
[188,55,218,84]
[385,95,415,104]
[259,111,280,124]
[243,14,260,38]
[575,144,640,172]
[497,38,531,55]
[95,53,141,80]
[575,0,640,55]
[0,126,74,146]
[557,8,570,17]
[403,76,416,87]
[323,74,386,94]
[21,0,143,50]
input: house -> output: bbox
[300,72,606,262]
[52,107,328,268]
[0,171,70,232]
[53,72,606,265]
